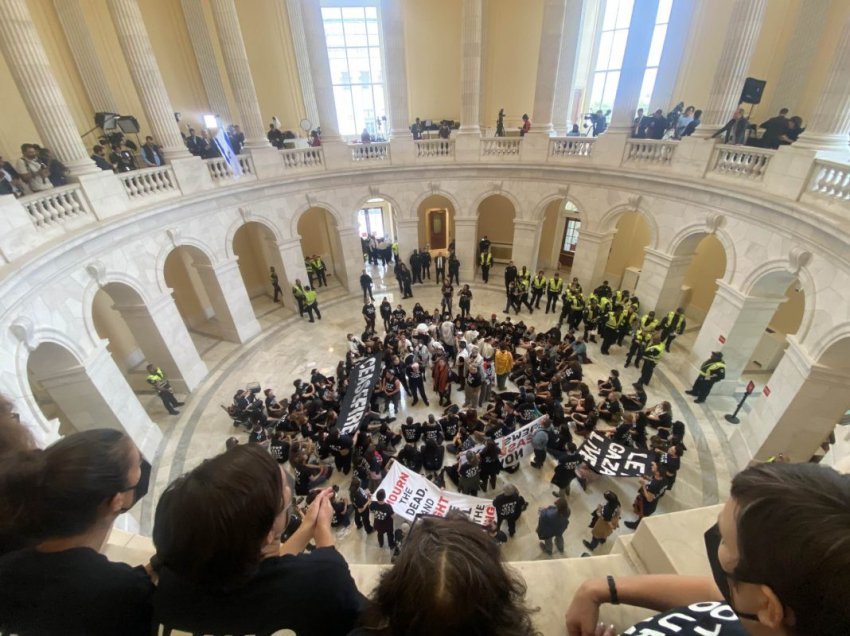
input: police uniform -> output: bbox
[687,355,727,402]
[479,250,492,283]
[640,341,665,385]
[546,275,564,313]
[531,274,547,309]
[660,310,687,348]
[600,310,625,354]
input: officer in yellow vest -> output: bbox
[566,290,585,330]
[624,328,651,368]
[311,255,327,287]
[291,279,307,318]
[145,363,183,415]
[617,304,640,346]
[685,351,727,402]
[660,307,687,349]
[639,310,660,333]
[517,276,534,313]
[303,285,321,323]
[269,266,282,302]
[583,297,600,342]
[546,272,564,314]
[518,265,532,289]
[531,270,547,309]
[600,307,625,354]
[640,334,666,385]
[479,249,493,283]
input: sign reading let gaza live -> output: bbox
[578,432,652,477]
[337,354,383,435]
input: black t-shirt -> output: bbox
[624,602,747,635]
[401,420,421,442]
[0,547,154,636]
[492,493,525,520]
[363,304,376,318]
[370,501,395,531]
[270,438,290,463]
[154,547,365,636]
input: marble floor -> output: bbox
[137,262,746,565]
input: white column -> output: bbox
[691,281,784,394]
[511,220,541,273]
[650,0,695,110]
[551,0,586,133]
[458,0,484,135]
[569,229,615,290]
[277,238,311,311]
[633,248,693,314]
[0,0,99,175]
[284,0,320,129]
[695,0,767,136]
[180,0,235,124]
[794,13,850,152]
[209,0,269,147]
[107,0,192,160]
[300,0,341,142]
[607,0,660,133]
[529,0,568,135]
[54,0,119,114]
[337,226,367,293]
[381,0,410,137]
[736,339,850,464]
[195,259,262,343]
[396,219,420,253]
[453,216,478,283]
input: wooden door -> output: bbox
[429,209,447,249]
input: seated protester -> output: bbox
[0,429,154,636]
[568,382,595,414]
[269,429,290,464]
[597,369,622,397]
[651,419,686,452]
[611,417,636,447]
[421,414,444,445]
[492,485,528,538]
[400,416,421,444]
[397,443,423,473]
[152,446,364,636]
[291,448,333,496]
[567,463,850,636]
[264,388,285,418]
[377,421,402,448]
[571,404,598,435]
[621,381,647,412]
[421,438,445,478]
[328,487,352,528]
[353,515,537,635]
[249,420,270,446]
[639,400,673,429]
[597,391,622,422]
[439,409,461,441]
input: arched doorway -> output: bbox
[537,199,581,273]
[743,276,805,380]
[678,234,727,325]
[476,194,516,280]
[233,222,289,320]
[417,194,455,254]
[603,211,652,291]
[298,207,346,290]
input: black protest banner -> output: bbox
[337,354,383,435]
[578,431,652,477]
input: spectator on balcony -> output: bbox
[16,144,53,192]
[590,110,608,136]
[109,141,137,173]
[567,123,581,136]
[646,109,667,140]
[438,121,451,140]
[410,117,423,140]
[37,147,69,187]
[90,144,113,171]
[141,136,163,168]
[757,107,789,149]
[308,130,322,147]
[201,129,220,159]
[227,125,244,155]
[520,113,531,136]
[681,109,702,136]
[361,128,372,144]
[0,155,26,197]
[675,106,696,138]
[711,108,749,145]
[268,123,284,149]
[778,116,804,146]
[0,429,154,635]
[631,108,645,137]
[185,127,207,157]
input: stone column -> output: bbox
[111,293,208,393]
[194,259,262,343]
[458,0,484,135]
[690,280,785,394]
[650,0,696,110]
[511,219,541,273]
[453,216,478,283]
[529,0,568,135]
[731,338,850,465]
[284,0,320,129]
[694,0,767,137]
[180,0,234,124]
[551,0,585,134]
[299,0,340,142]
[0,0,99,175]
[381,0,410,137]
[107,0,191,160]
[607,0,660,134]
[209,0,269,148]
[633,248,693,314]
[277,238,311,311]
[396,219,420,253]
[569,229,615,290]
[337,226,368,294]
[794,13,850,152]
[54,0,119,113]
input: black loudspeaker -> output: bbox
[116,116,141,134]
[740,77,767,105]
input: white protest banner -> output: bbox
[376,461,497,527]
[578,431,652,477]
[467,415,547,468]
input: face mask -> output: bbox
[703,523,759,621]
[121,459,151,512]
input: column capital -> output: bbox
[397,218,419,229]
[577,228,617,243]
[642,247,694,267]
[513,219,538,230]
[454,216,478,226]
[714,280,786,312]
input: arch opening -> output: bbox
[537,198,581,274]
[298,206,346,291]
[678,234,727,325]
[417,194,455,255]
[233,221,291,320]
[603,211,651,291]
[476,194,516,281]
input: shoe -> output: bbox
[623,363,630,368]
[624,520,639,530]
[552,491,562,497]
[175,401,185,406]
[170,410,180,416]
[694,398,705,403]
[309,319,315,323]
[685,390,695,395]
[539,541,553,555]
[583,540,594,551]
[412,399,418,406]
[424,401,430,406]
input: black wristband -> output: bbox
[607,575,619,605]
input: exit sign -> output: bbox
[763,385,771,397]
[746,380,755,394]
[718,335,726,344]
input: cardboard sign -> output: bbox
[336,354,383,435]
[376,461,497,527]
[577,431,652,477]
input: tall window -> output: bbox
[322,6,387,138]
[562,218,581,253]
[588,0,634,114]
[358,207,386,237]
[637,0,673,111]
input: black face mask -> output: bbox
[704,523,759,622]
[120,459,151,512]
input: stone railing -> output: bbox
[623,139,678,164]
[709,145,775,180]
[805,159,850,204]
[350,142,390,162]
[238,155,255,176]
[280,146,325,170]
[118,166,179,200]
[481,137,522,157]
[20,185,91,229]
[415,138,455,159]
[549,136,595,159]
[205,156,256,183]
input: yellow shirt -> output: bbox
[494,349,514,375]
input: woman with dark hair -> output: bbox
[479,439,502,492]
[582,491,621,552]
[353,515,539,635]
[0,429,153,635]
[152,444,364,635]
[536,496,571,555]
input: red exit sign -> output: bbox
[718,335,726,344]
[763,385,771,397]
[746,380,755,394]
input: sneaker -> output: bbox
[582,539,594,551]
[539,541,553,555]
[170,410,180,416]
[175,401,185,406]
[624,520,639,530]
[684,390,695,395]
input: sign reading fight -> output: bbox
[337,354,383,435]
[377,461,497,527]
[578,431,652,477]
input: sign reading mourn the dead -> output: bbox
[337,354,383,435]
[376,461,497,527]
[578,432,652,477]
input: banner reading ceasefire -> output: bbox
[578,431,652,477]
[376,461,497,527]
[337,354,383,435]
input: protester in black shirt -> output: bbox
[350,477,374,533]
[152,445,363,635]
[624,461,668,529]
[370,488,396,549]
[492,484,528,538]
[397,442,423,472]
[551,443,581,497]
[269,429,290,464]
[0,429,154,636]
[401,416,421,443]
[583,490,621,552]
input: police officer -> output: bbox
[660,307,686,349]
[434,252,446,284]
[600,307,625,354]
[479,248,493,283]
[448,253,460,285]
[291,278,307,318]
[269,266,282,303]
[624,327,651,368]
[639,334,665,386]
[530,270,547,309]
[546,272,564,314]
[303,285,321,322]
[310,255,327,287]
[504,261,517,293]
[146,364,183,415]
[517,277,534,313]
[380,297,392,331]
[517,266,531,291]
[410,249,422,284]
[360,269,374,303]
[567,290,585,330]
[685,351,726,403]
[421,247,432,280]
